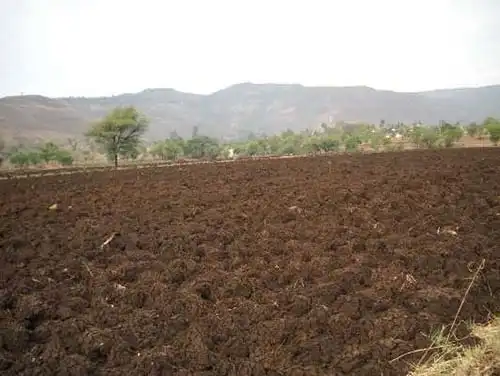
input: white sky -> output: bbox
[1,0,498,97]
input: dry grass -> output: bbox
[408,316,500,376]
[403,258,499,375]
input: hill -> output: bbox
[1,83,500,142]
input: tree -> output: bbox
[85,106,149,168]
[466,122,481,138]
[150,139,183,161]
[306,136,340,153]
[9,150,42,167]
[184,136,220,159]
[483,117,500,146]
[439,124,463,148]
[56,151,74,165]
[409,126,440,148]
[344,135,362,152]
[368,132,387,151]
[39,142,60,163]
[245,140,262,156]
[267,135,283,155]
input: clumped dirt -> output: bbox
[0,148,499,376]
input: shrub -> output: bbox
[410,127,441,148]
[484,120,500,146]
[440,126,463,148]
[344,135,362,152]
[9,151,42,167]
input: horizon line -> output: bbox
[1,82,499,101]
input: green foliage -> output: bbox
[466,122,482,138]
[483,117,500,146]
[307,136,341,153]
[7,143,74,167]
[355,124,377,143]
[38,142,74,165]
[184,136,220,159]
[421,128,441,148]
[150,139,183,160]
[409,127,441,148]
[368,132,388,151]
[280,142,299,155]
[9,150,42,167]
[139,117,500,163]
[245,140,267,156]
[266,135,282,155]
[439,124,463,148]
[274,130,300,155]
[57,151,74,165]
[344,135,362,152]
[85,106,149,167]
[39,142,60,163]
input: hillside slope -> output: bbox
[1,84,500,141]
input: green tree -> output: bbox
[245,140,261,156]
[9,150,42,167]
[9,152,31,167]
[244,139,269,156]
[57,151,74,165]
[484,117,500,146]
[267,135,283,155]
[184,136,220,159]
[150,139,183,161]
[439,124,463,148]
[39,142,61,163]
[466,122,481,138]
[344,135,362,152]
[308,136,341,153]
[230,141,246,156]
[368,132,387,151]
[150,141,166,160]
[85,106,149,168]
[409,127,440,148]
[277,130,305,155]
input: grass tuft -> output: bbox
[408,316,500,376]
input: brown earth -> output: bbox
[0,148,499,376]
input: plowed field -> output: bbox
[1,148,499,376]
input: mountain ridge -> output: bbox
[1,83,500,142]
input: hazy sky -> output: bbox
[1,0,498,97]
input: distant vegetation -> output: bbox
[3,83,500,141]
[1,106,500,169]
[1,141,74,168]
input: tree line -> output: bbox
[1,106,500,168]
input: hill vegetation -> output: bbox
[2,83,500,142]
[1,105,499,169]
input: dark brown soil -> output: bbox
[1,148,499,376]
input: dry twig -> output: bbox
[390,258,486,366]
[100,233,117,249]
